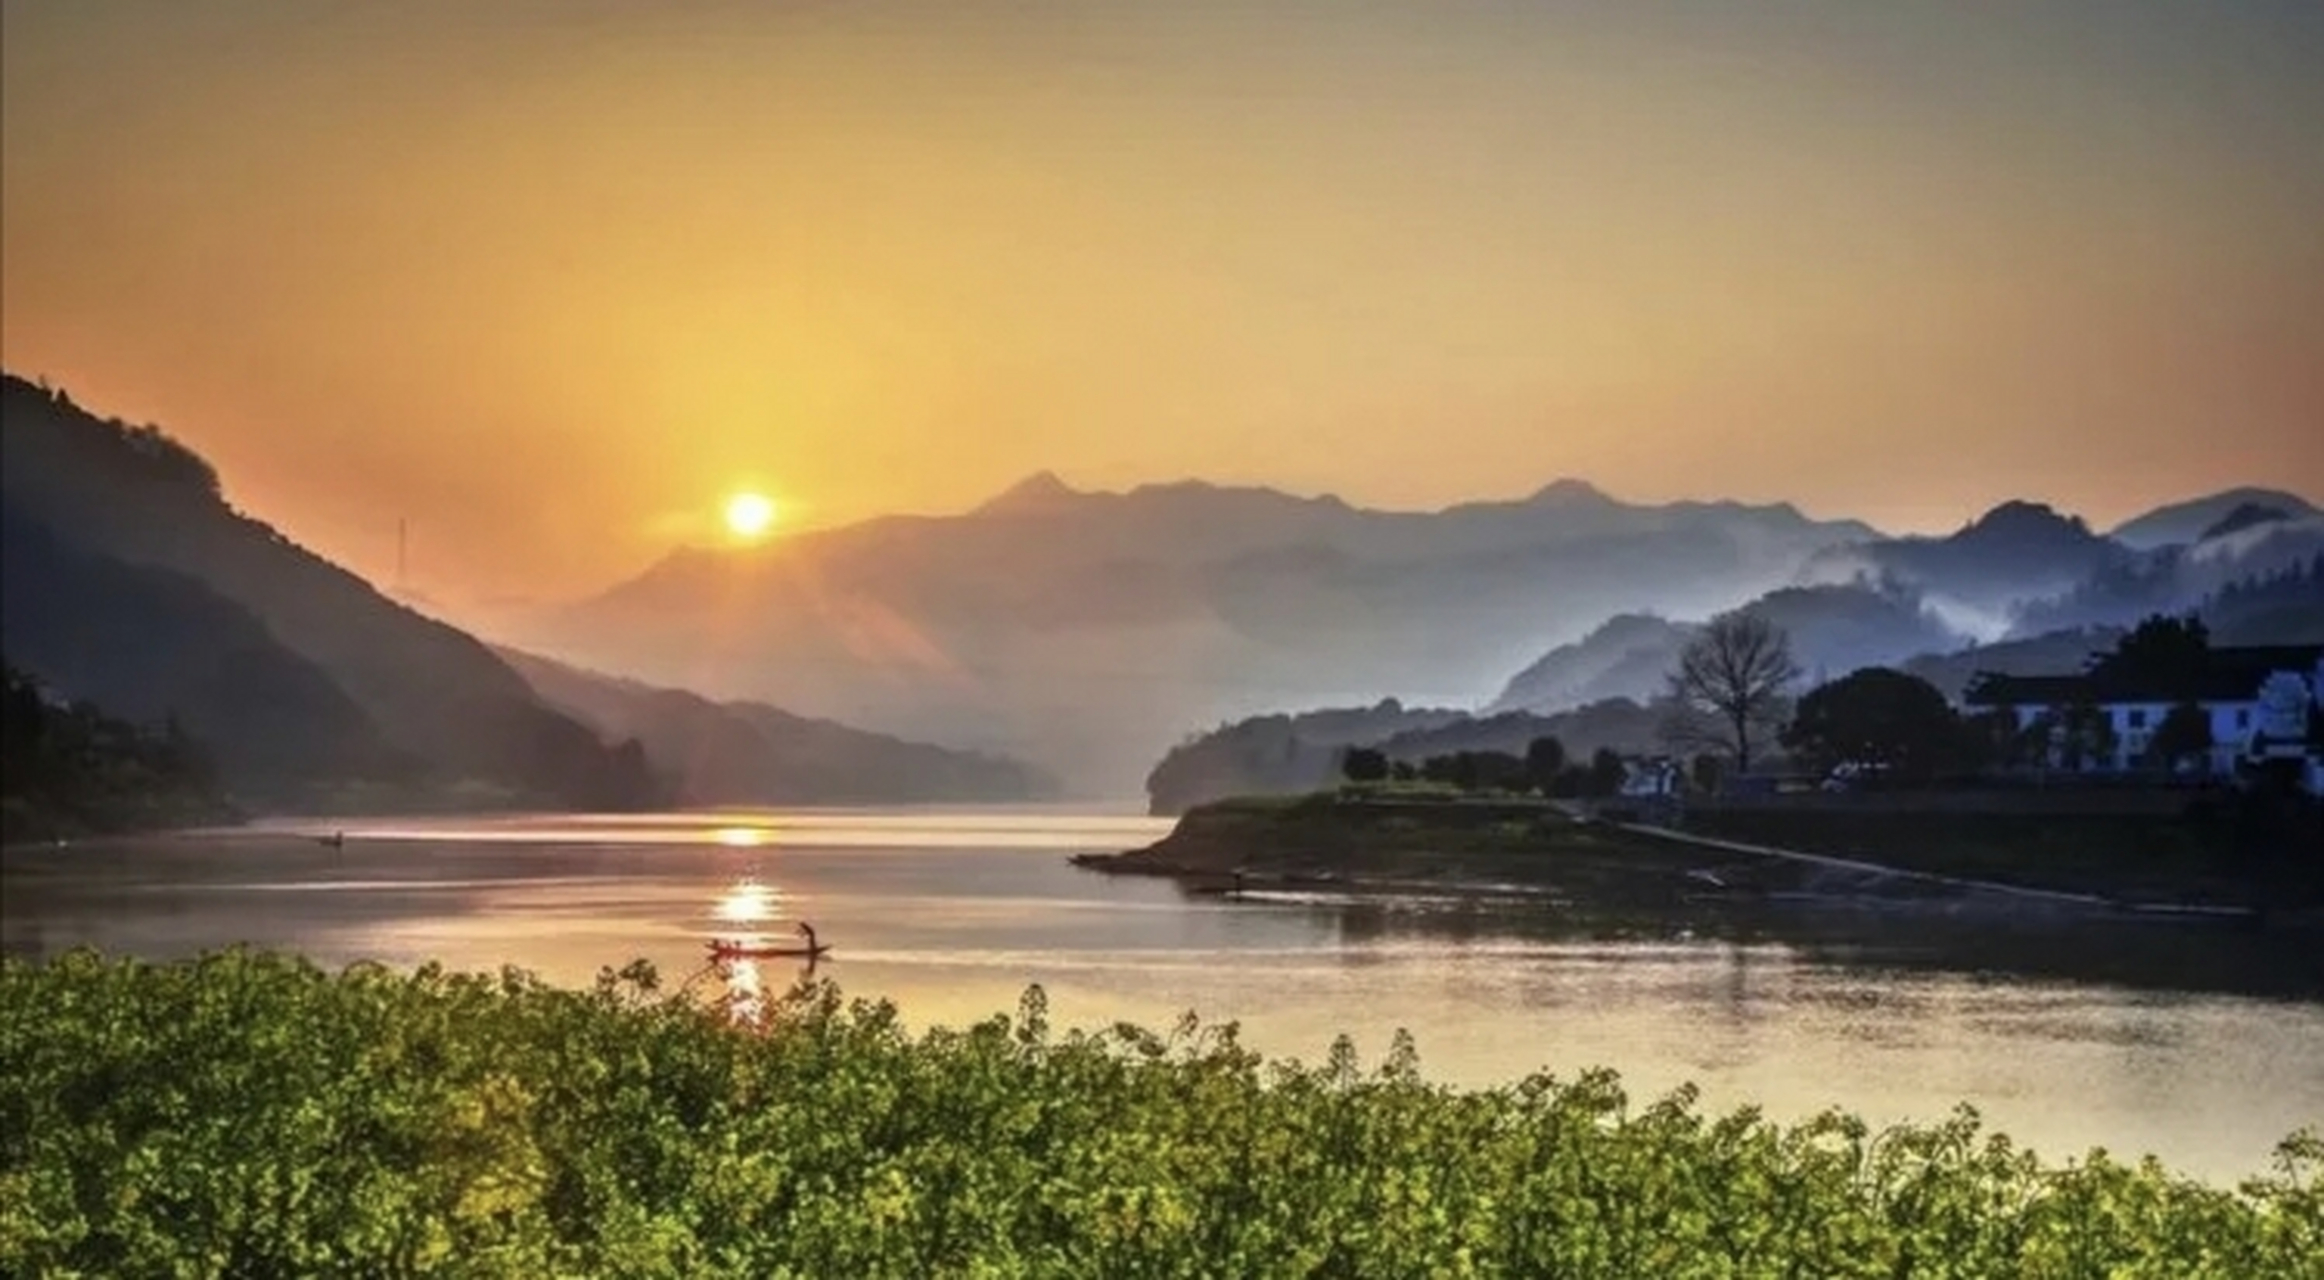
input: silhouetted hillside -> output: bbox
[3,662,238,842]
[1145,699,1468,815]
[0,374,661,811]
[496,648,1056,806]
[1143,696,1665,814]
[2,511,408,803]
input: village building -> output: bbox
[1961,644,2324,791]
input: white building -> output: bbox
[1961,645,2324,790]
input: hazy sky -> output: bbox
[5,1,2321,606]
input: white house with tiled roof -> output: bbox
[1961,645,2324,790]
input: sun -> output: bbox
[723,492,778,540]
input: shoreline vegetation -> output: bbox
[1073,791,2324,921]
[4,950,2318,1277]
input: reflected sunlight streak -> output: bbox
[713,876,781,925]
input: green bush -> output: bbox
[2,950,2316,1277]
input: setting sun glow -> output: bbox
[723,493,778,540]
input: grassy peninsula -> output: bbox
[5,950,2318,1277]
[1081,788,2324,915]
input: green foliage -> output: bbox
[3,951,2318,1278]
[17,953,2309,1277]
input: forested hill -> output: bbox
[0,374,661,812]
[1,662,238,843]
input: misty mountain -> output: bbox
[2108,488,2321,551]
[495,647,1056,806]
[0,374,660,811]
[1893,558,2320,700]
[2008,517,2324,638]
[1489,582,1967,715]
[1800,501,2130,621]
[516,474,1879,794]
[1487,613,1690,716]
[1899,627,2128,702]
[2194,556,2324,647]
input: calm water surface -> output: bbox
[6,808,2320,1184]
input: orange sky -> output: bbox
[5,2,2321,610]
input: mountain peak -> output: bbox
[1955,500,2093,545]
[1528,477,1615,506]
[976,470,1081,515]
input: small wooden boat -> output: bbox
[709,921,830,962]
[708,939,831,961]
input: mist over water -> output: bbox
[6,808,2320,1185]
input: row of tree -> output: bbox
[1339,737,1639,798]
[1671,612,2244,782]
[1336,611,2280,797]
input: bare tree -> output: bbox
[1663,611,1801,775]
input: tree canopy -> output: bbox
[1780,667,1962,781]
[2088,614,2210,696]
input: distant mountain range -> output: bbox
[511,463,2322,797]
[0,373,1043,814]
[1489,581,1968,715]
[10,369,2317,807]
[511,474,1883,794]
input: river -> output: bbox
[4,807,2320,1184]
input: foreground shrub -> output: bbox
[1,949,2317,1277]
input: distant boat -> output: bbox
[708,921,830,961]
[707,939,831,961]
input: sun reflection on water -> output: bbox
[714,875,781,926]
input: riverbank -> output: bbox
[1075,791,2320,918]
[7,949,2315,1276]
